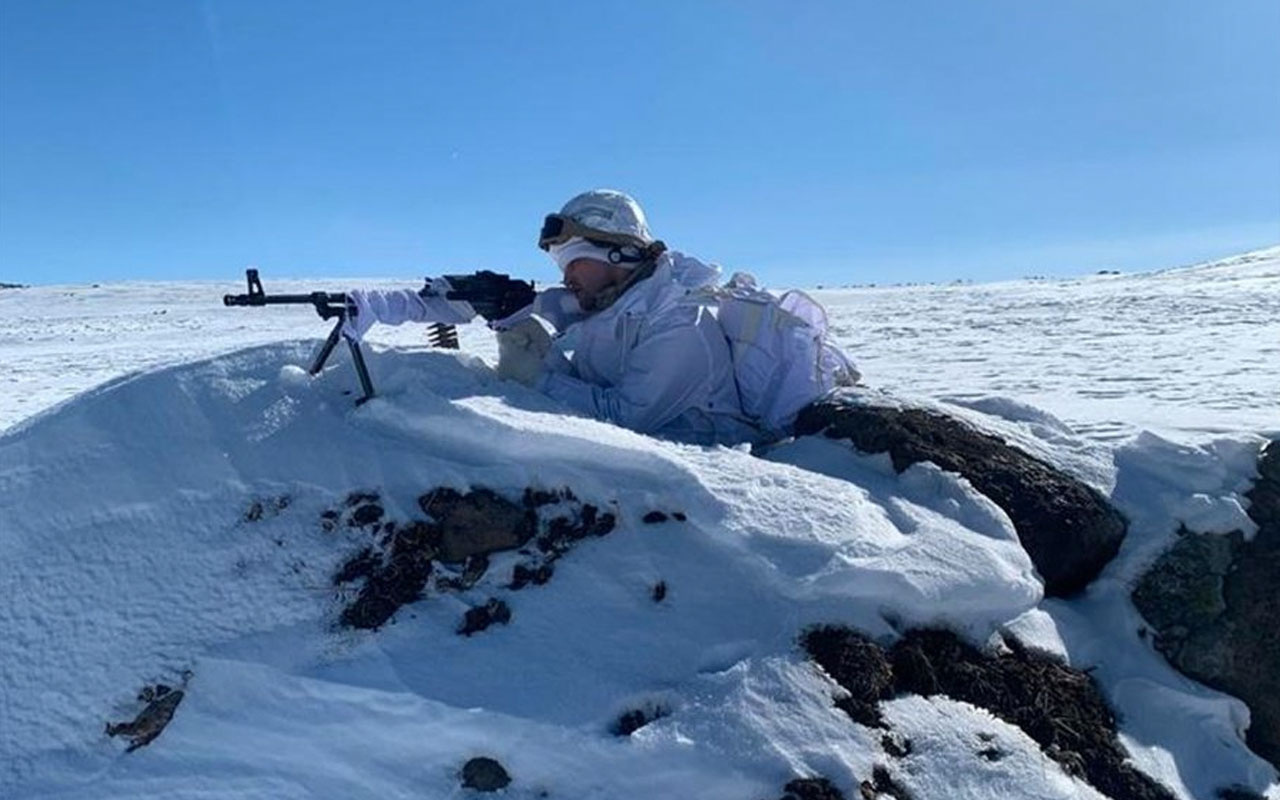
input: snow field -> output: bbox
[2,248,1278,798]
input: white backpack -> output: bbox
[698,272,860,434]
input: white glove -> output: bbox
[496,318,552,386]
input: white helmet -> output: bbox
[559,189,653,244]
[539,189,656,251]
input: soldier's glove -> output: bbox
[495,317,552,387]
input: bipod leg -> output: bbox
[346,336,376,405]
[310,320,344,375]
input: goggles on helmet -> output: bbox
[538,213,645,252]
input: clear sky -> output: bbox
[2,1,1277,288]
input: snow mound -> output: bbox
[1,342,1044,798]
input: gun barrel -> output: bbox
[222,291,347,307]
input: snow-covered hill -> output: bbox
[1,250,1278,798]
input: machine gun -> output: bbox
[222,268,536,405]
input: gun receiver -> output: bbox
[223,268,375,405]
[435,270,536,322]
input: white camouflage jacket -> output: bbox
[531,251,763,446]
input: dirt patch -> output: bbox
[803,626,1176,800]
[802,626,894,728]
[242,494,291,523]
[330,486,618,630]
[105,680,187,752]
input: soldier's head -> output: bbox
[538,189,662,311]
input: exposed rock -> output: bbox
[859,765,913,800]
[243,494,291,523]
[1132,439,1280,768]
[777,776,846,800]
[420,487,536,563]
[331,485,616,629]
[803,625,1176,800]
[794,397,1127,596]
[508,562,554,590]
[651,580,668,603]
[536,502,616,555]
[611,702,669,736]
[880,731,912,759]
[458,598,511,636]
[642,510,668,523]
[334,520,437,630]
[0,282,26,290]
[460,756,511,791]
[105,683,185,752]
[349,502,384,527]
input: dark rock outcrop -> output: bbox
[460,756,511,791]
[795,398,1127,596]
[332,486,615,630]
[419,488,537,563]
[611,702,670,736]
[775,776,847,800]
[1132,439,1280,769]
[457,598,511,636]
[803,626,1176,800]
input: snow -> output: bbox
[2,248,1278,799]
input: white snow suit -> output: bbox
[533,251,764,446]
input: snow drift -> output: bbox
[1,342,1050,798]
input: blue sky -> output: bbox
[2,1,1277,288]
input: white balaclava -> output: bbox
[549,237,627,272]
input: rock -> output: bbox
[881,732,912,758]
[460,756,511,792]
[611,702,669,736]
[332,485,613,629]
[794,397,1127,596]
[1131,439,1280,769]
[778,776,846,800]
[859,766,911,800]
[420,488,536,563]
[803,626,1177,800]
[509,562,554,590]
[458,598,511,636]
[105,683,185,752]
[651,581,667,603]
[349,502,384,527]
